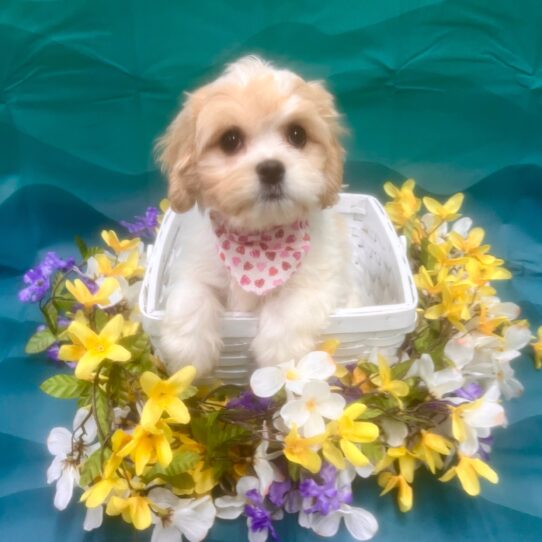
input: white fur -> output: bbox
[158,56,359,376]
[160,208,359,374]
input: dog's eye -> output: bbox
[219,128,244,154]
[286,124,307,149]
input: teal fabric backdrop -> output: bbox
[1,1,542,540]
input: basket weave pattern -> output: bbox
[139,194,418,383]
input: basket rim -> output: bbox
[139,192,418,334]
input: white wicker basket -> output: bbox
[139,193,418,383]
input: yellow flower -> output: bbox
[532,327,542,369]
[159,198,170,213]
[428,241,464,269]
[413,431,453,474]
[80,431,132,508]
[465,256,512,285]
[476,303,509,336]
[283,425,325,474]
[371,355,409,407]
[448,399,506,443]
[378,472,413,512]
[122,319,140,337]
[424,282,472,330]
[448,227,490,259]
[94,251,143,279]
[375,447,417,483]
[139,366,196,429]
[384,179,422,227]
[324,403,379,469]
[439,454,498,496]
[58,314,131,380]
[176,434,216,494]
[65,277,120,308]
[414,266,453,296]
[118,422,173,476]
[106,494,153,530]
[101,230,141,255]
[81,474,128,509]
[423,193,464,222]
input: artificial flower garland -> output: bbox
[21,183,541,542]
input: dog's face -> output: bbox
[157,56,345,230]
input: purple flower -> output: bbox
[120,207,159,239]
[18,252,75,303]
[268,479,292,508]
[244,489,278,541]
[18,268,50,303]
[81,277,99,294]
[227,391,272,412]
[46,344,60,362]
[454,382,483,401]
[299,464,352,516]
[40,252,75,275]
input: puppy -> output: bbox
[157,56,359,376]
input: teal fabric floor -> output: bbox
[1,1,541,540]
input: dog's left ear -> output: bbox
[155,95,198,213]
[307,81,346,208]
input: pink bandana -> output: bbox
[210,213,311,295]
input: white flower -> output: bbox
[215,477,275,542]
[280,381,346,437]
[466,296,521,333]
[149,488,216,542]
[250,351,336,398]
[380,418,408,447]
[446,324,530,399]
[307,504,378,541]
[253,425,284,495]
[450,384,507,455]
[421,213,448,242]
[451,216,473,237]
[83,505,103,531]
[407,354,464,398]
[46,408,98,511]
[215,476,260,520]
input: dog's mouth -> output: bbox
[261,184,285,202]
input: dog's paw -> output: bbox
[159,324,221,377]
[251,328,317,367]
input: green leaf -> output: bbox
[391,359,413,380]
[79,448,109,487]
[94,389,110,441]
[164,450,200,476]
[179,385,197,400]
[166,472,194,490]
[50,272,64,295]
[52,296,76,313]
[40,301,59,332]
[360,442,385,465]
[121,333,150,361]
[360,407,383,420]
[40,374,90,399]
[287,461,300,482]
[144,451,199,482]
[25,329,56,354]
[75,235,89,259]
[202,384,245,402]
[77,385,93,408]
[94,309,109,333]
[190,417,208,444]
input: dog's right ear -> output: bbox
[155,96,197,213]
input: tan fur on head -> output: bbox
[155,96,198,213]
[155,56,346,225]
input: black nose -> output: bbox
[256,159,285,185]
